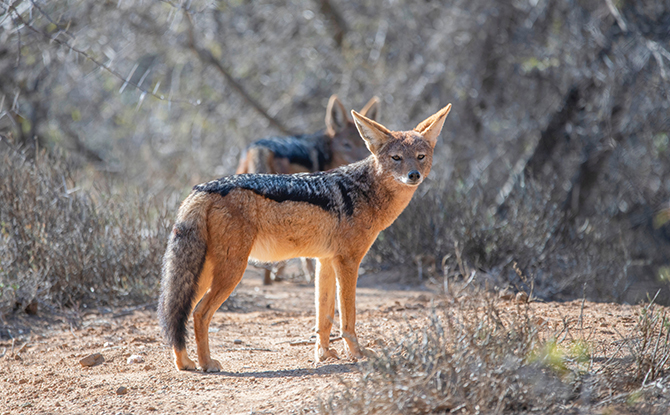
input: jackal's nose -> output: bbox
[408,170,421,181]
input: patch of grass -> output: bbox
[0,135,175,317]
[627,293,670,383]
[321,291,670,414]
[321,293,572,414]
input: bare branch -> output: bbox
[315,0,348,47]
[605,0,627,33]
[7,1,198,106]
[184,11,293,135]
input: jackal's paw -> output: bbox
[175,354,197,371]
[200,359,222,373]
[316,347,340,362]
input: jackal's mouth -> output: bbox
[396,176,423,186]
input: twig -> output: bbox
[577,286,586,337]
[456,270,477,296]
[453,240,466,278]
[16,338,30,354]
[605,0,627,33]
[13,9,21,67]
[441,254,451,296]
[28,0,74,38]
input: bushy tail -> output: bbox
[158,195,208,351]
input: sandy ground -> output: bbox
[0,266,660,415]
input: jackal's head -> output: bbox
[351,104,452,187]
[325,95,381,167]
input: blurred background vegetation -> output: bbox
[1,0,669,315]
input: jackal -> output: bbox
[158,103,452,372]
[236,95,380,175]
[237,95,380,284]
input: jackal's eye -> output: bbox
[391,155,402,161]
[417,154,426,160]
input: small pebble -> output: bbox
[127,355,144,364]
[233,339,243,345]
[79,353,104,367]
[116,386,128,395]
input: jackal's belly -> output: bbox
[248,232,332,262]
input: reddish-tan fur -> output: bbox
[159,104,452,372]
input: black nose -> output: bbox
[408,170,421,181]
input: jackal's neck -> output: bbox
[362,159,419,231]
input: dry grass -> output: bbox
[321,289,670,414]
[605,292,670,386]
[0,135,175,317]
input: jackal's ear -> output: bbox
[325,95,349,136]
[360,96,381,122]
[351,109,391,154]
[414,104,452,148]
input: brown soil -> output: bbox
[0,267,658,415]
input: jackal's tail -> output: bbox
[158,193,209,351]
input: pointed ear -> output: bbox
[351,109,391,154]
[360,96,381,122]
[414,104,452,148]
[325,95,349,136]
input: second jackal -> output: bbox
[158,103,452,372]
[236,95,380,175]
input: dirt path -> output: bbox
[0,268,650,415]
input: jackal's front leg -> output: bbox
[315,258,338,361]
[333,258,368,360]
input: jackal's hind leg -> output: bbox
[301,258,315,282]
[193,237,252,372]
[315,258,338,361]
[173,347,197,370]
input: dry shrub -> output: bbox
[321,294,572,414]
[370,170,668,305]
[321,290,670,414]
[0,136,174,316]
[632,302,670,383]
[604,293,670,386]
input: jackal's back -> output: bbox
[196,160,375,219]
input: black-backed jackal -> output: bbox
[158,103,452,372]
[236,95,380,175]
[237,95,380,284]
